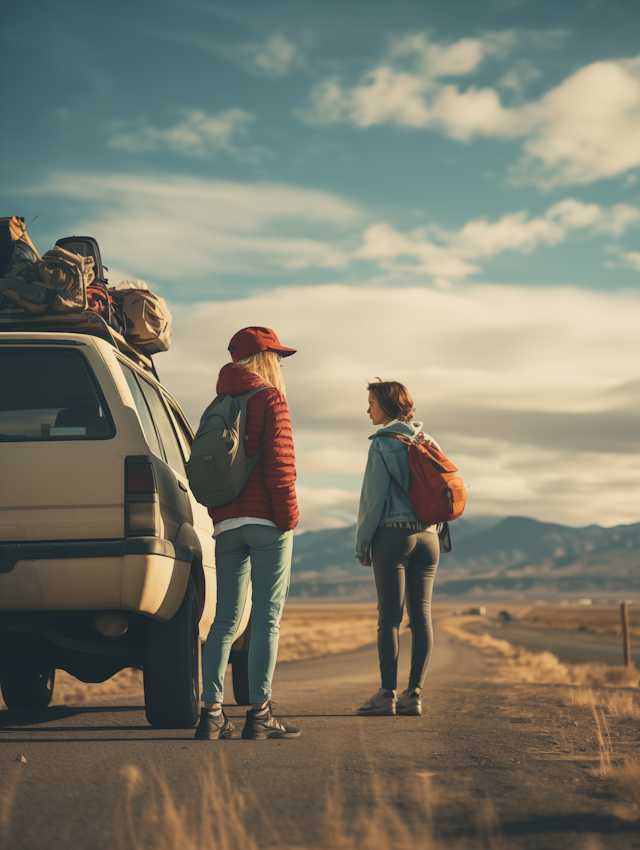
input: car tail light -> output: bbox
[125,456,160,537]
[127,502,160,535]
[127,463,156,493]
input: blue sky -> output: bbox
[3,0,640,530]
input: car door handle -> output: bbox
[178,481,188,492]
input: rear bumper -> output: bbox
[0,538,192,622]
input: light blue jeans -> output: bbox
[201,524,293,705]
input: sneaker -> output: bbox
[242,702,302,740]
[356,688,397,716]
[194,708,238,740]
[396,688,422,716]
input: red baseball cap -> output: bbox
[228,327,297,362]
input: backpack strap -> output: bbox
[240,386,268,466]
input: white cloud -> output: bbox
[219,34,302,79]
[109,109,254,158]
[159,283,640,530]
[499,59,541,91]
[516,58,640,186]
[300,33,640,185]
[605,248,640,273]
[390,30,518,76]
[28,172,361,282]
[298,31,516,128]
[299,31,523,131]
[622,251,640,272]
[27,171,640,286]
[150,29,303,79]
[354,198,640,279]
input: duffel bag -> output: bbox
[0,277,54,314]
[38,246,89,313]
[0,241,53,314]
[112,280,172,354]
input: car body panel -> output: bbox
[0,337,131,542]
[0,552,191,621]
[0,331,236,639]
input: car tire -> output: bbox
[143,576,200,729]
[230,649,250,705]
[0,662,55,710]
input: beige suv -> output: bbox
[0,316,251,727]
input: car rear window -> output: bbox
[0,348,114,441]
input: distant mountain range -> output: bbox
[290,516,640,600]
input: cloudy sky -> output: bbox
[3,0,639,531]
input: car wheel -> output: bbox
[0,662,55,710]
[143,576,200,728]
[230,649,250,705]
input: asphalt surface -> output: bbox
[1,622,639,850]
[486,619,638,666]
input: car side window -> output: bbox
[164,398,193,459]
[119,362,162,458]
[137,379,186,476]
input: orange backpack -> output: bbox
[388,433,467,524]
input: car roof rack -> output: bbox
[0,310,159,379]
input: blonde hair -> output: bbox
[236,350,286,396]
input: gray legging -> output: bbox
[371,526,440,691]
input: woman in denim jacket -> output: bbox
[355,378,446,718]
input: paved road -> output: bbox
[486,619,637,666]
[1,622,638,850]
[0,625,479,850]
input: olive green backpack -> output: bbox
[186,388,265,508]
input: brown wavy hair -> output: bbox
[367,378,414,421]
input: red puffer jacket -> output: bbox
[207,363,299,532]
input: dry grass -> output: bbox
[519,605,640,638]
[278,604,401,662]
[581,692,640,819]
[53,667,143,705]
[591,707,613,778]
[115,764,500,850]
[0,762,503,850]
[278,603,457,663]
[442,616,640,688]
[566,687,640,719]
[613,757,640,820]
[0,667,144,711]
[542,681,640,822]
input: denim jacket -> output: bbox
[354,420,440,561]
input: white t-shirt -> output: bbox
[212,517,278,538]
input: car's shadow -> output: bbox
[0,704,145,728]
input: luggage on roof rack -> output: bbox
[0,225,171,365]
[0,216,40,278]
[111,281,173,355]
[0,246,91,317]
[55,236,106,284]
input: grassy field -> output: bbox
[278,603,392,661]
[442,614,640,688]
[518,604,640,637]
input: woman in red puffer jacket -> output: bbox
[195,327,302,742]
